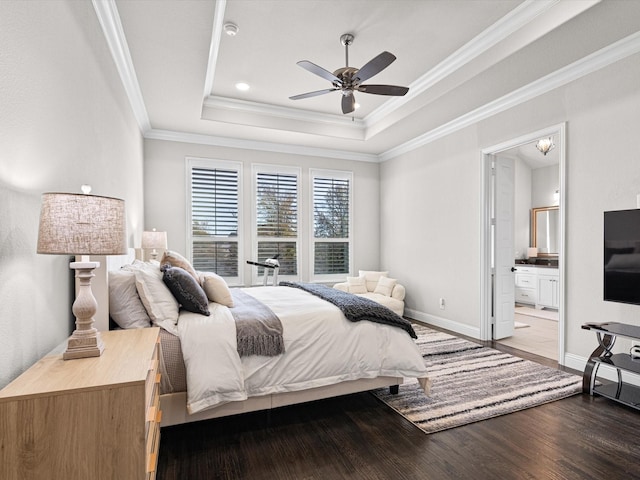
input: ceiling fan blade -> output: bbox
[357,84,409,96]
[341,93,355,114]
[354,51,396,84]
[296,60,342,84]
[289,88,338,100]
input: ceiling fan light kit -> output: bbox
[290,33,409,114]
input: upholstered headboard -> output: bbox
[84,248,137,332]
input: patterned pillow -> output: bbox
[162,265,210,316]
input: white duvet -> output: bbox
[177,286,429,414]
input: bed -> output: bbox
[93,250,429,427]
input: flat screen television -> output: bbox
[604,209,640,305]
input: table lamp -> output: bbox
[37,189,127,360]
[141,228,167,260]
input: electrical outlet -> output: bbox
[439,298,445,310]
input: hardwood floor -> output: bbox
[156,332,640,480]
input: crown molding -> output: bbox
[144,129,379,163]
[364,0,560,128]
[92,0,151,132]
[380,30,640,162]
[203,95,365,130]
[202,0,227,100]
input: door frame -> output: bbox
[479,122,567,364]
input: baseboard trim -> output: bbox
[404,309,481,339]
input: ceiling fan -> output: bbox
[289,33,409,115]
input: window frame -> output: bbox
[309,168,354,283]
[186,157,243,286]
[251,164,302,285]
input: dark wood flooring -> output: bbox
[156,327,640,480]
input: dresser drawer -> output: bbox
[145,337,161,479]
[145,340,160,408]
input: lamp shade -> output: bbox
[141,229,167,250]
[37,192,127,255]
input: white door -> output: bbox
[493,156,515,339]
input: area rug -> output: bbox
[373,323,581,434]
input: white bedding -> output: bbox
[178,286,429,414]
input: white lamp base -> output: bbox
[64,260,104,360]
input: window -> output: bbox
[311,169,352,281]
[253,166,300,281]
[188,158,242,284]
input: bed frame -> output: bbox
[91,251,402,427]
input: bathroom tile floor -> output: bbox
[497,310,558,361]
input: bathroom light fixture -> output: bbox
[235,82,250,91]
[536,137,555,156]
[223,22,239,36]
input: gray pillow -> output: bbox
[162,265,210,316]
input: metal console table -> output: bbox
[582,322,640,411]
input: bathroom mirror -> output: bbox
[531,206,559,256]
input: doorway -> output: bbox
[480,123,566,364]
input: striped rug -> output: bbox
[373,323,582,434]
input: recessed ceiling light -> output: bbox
[235,82,250,91]
[223,22,239,36]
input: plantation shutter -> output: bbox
[191,166,239,277]
[313,175,350,275]
[256,171,298,276]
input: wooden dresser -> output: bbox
[0,328,161,480]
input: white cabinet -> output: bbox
[514,266,558,309]
[514,266,537,305]
[537,272,559,308]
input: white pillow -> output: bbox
[359,270,388,292]
[374,276,397,297]
[347,276,367,294]
[108,270,152,329]
[131,263,180,335]
[199,271,234,307]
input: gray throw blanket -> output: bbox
[230,289,285,357]
[279,282,417,339]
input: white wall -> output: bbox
[381,51,640,361]
[143,139,381,284]
[514,157,532,258]
[0,1,144,388]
